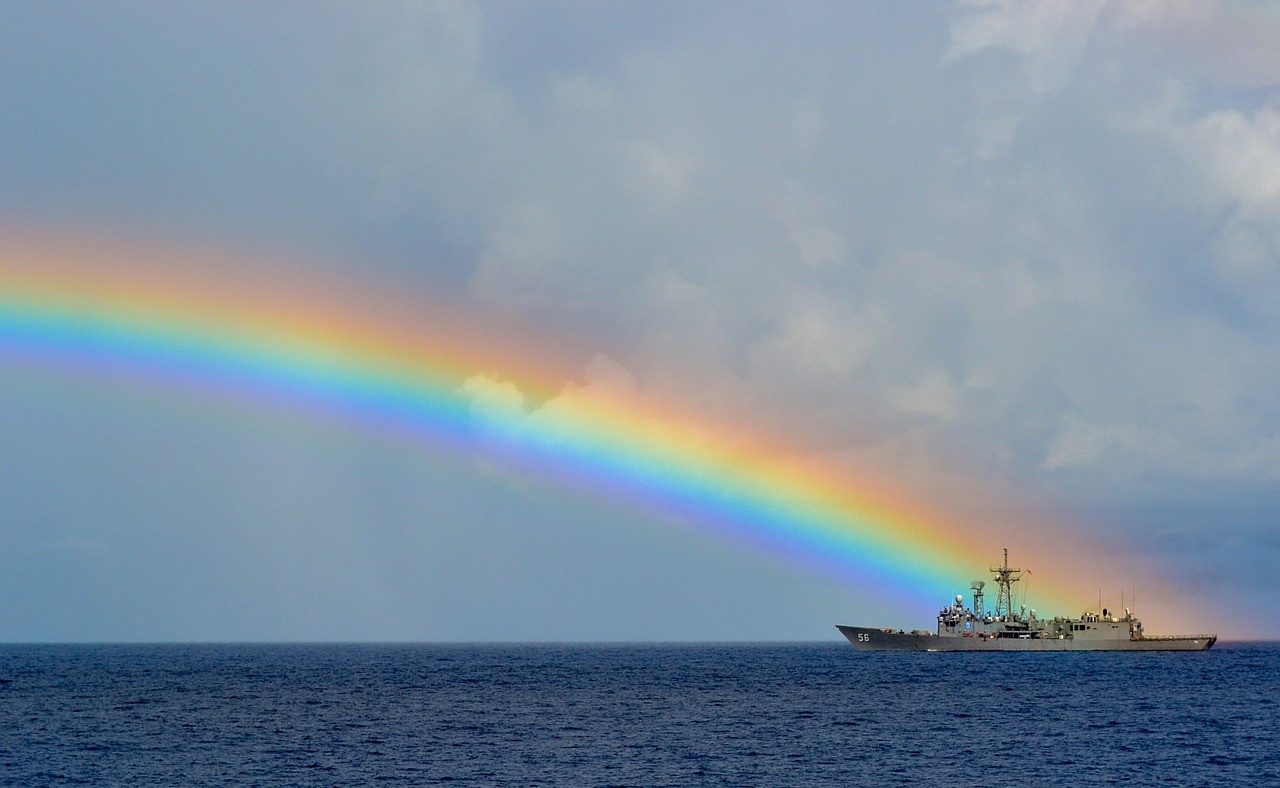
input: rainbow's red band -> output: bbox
[0,233,1083,610]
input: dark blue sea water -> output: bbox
[1,642,1276,786]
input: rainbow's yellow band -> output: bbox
[0,233,1082,611]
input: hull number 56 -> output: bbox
[857,633,871,642]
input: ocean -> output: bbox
[1,642,1276,786]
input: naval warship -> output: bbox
[838,549,1216,651]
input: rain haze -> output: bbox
[2,1,1279,642]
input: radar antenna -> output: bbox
[970,580,985,617]
[990,548,1023,618]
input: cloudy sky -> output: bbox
[2,1,1279,641]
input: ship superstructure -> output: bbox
[838,549,1216,652]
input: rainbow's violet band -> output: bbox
[0,246,1076,611]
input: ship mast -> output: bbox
[991,547,1023,618]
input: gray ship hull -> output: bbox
[837,625,1216,652]
[838,550,1217,652]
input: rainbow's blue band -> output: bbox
[0,240,1081,611]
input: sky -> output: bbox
[1,1,1279,641]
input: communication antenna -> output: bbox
[990,548,1022,618]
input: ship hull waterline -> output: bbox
[837,625,1216,652]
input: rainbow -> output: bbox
[0,233,1083,611]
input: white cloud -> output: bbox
[582,352,639,396]
[460,374,527,425]
[748,297,880,384]
[384,2,1280,513]
[1043,415,1155,471]
[615,139,698,216]
[1184,107,1280,208]
[776,190,848,269]
[1108,2,1280,90]
[471,203,570,306]
[460,354,640,434]
[1167,105,1280,304]
[946,0,1107,94]
[892,371,961,424]
[361,1,521,223]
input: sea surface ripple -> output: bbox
[1,642,1276,786]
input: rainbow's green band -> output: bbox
[0,238,1078,610]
